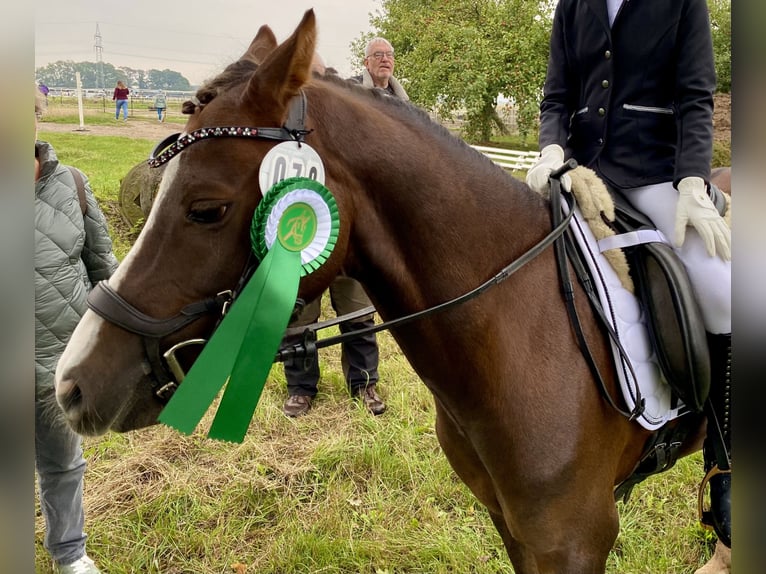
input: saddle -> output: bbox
[556,172,729,501]
[563,173,728,416]
[608,192,711,412]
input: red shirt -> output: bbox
[113,87,130,100]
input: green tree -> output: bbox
[147,69,191,91]
[36,61,191,91]
[708,0,731,93]
[355,0,730,142]
[356,0,553,143]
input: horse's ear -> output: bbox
[242,24,278,64]
[242,9,316,113]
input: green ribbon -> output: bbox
[157,242,300,442]
[157,177,338,443]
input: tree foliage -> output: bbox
[35,61,191,91]
[708,0,731,93]
[357,0,731,142]
[357,0,554,143]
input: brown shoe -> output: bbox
[353,386,386,415]
[283,394,312,417]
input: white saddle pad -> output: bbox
[566,205,691,430]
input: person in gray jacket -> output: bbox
[152,90,167,122]
[35,89,118,574]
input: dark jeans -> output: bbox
[283,276,379,396]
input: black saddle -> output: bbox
[609,192,711,412]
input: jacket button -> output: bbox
[601,80,609,88]
[604,50,612,59]
[597,138,604,145]
[598,107,606,116]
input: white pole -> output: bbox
[75,72,86,131]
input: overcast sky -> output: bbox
[35,0,383,85]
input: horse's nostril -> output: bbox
[58,381,83,413]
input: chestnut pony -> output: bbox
[56,10,723,573]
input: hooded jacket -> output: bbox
[350,69,410,100]
[35,141,119,391]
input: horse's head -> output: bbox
[55,10,347,435]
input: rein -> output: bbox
[277,198,577,361]
[279,160,644,422]
[548,163,645,421]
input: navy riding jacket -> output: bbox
[538,0,716,189]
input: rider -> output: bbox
[526,0,731,548]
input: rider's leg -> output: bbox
[615,181,732,547]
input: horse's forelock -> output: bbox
[183,60,260,114]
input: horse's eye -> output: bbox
[187,203,229,224]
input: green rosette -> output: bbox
[158,177,340,443]
[251,177,340,276]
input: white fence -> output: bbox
[471,145,539,172]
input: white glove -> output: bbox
[674,176,731,260]
[525,144,572,195]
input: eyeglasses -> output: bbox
[368,51,395,61]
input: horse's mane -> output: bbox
[180,58,501,175]
[320,74,503,174]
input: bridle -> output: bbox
[87,93,312,402]
[88,103,577,405]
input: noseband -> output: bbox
[87,93,311,402]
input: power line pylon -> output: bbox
[94,23,105,90]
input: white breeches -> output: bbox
[615,182,731,334]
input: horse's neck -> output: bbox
[317,110,548,317]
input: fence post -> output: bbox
[75,72,87,132]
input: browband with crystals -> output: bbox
[148,126,301,168]
[148,91,311,168]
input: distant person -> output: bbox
[280,52,387,418]
[35,87,118,574]
[153,90,167,122]
[38,82,49,103]
[112,80,130,121]
[351,37,409,100]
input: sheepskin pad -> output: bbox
[559,167,689,429]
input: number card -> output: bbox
[258,141,326,194]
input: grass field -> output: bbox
[34,128,719,573]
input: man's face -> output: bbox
[364,42,395,86]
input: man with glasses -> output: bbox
[353,37,409,100]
